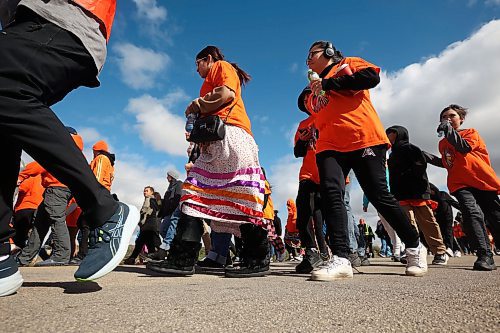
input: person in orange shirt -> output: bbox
[148,46,266,278]
[17,129,84,267]
[293,115,329,273]
[425,104,500,271]
[304,41,427,281]
[90,140,115,191]
[284,199,301,261]
[12,165,43,249]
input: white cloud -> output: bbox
[486,0,500,6]
[125,90,190,156]
[132,0,167,22]
[290,63,299,73]
[267,19,500,229]
[372,19,500,173]
[113,43,170,89]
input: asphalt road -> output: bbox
[1,256,499,332]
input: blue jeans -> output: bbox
[207,231,232,264]
[161,207,181,250]
[345,181,360,255]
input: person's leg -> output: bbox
[201,221,211,255]
[473,189,500,266]
[147,213,203,275]
[379,213,402,259]
[352,146,419,249]
[312,190,328,257]
[413,205,447,257]
[17,202,50,265]
[43,187,72,263]
[159,215,171,240]
[204,231,232,266]
[0,139,22,256]
[344,180,358,254]
[76,214,90,258]
[12,208,36,249]
[295,180,317,249]
[162,207,181,250]
[453,189,492,257]
[315,150,351,258]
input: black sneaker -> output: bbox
[68,256,83,266]
[347,253,362,268]
[74,202,139,281]
[147,259,195,276]
[146,248,168,264]
[0,255,23,297]
[473,255,497,271]
[225,261,269,278]
[295,248,323,273]
[432,253,449,265]
[195,257,224,272]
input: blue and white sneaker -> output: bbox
[0,254,24,296]
[74,202,139,281]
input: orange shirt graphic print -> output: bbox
[443,148,455,168]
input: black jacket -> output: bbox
[387,125,431,201]
[158,179,183,218]
[429,183,460,224]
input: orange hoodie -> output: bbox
[17,134,84,189]
[286,199,298,233]
[90,142,114,191]
[14,168,44,212]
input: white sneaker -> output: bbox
[454,250,462,258]
[405,243,428,277]
[310,256,353,281]
[445,248,454,258]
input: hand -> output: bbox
[185,99,201,116]
[185,162,194,172]
[437,119,450,133]
[309,78,323,96]
[298,127,313,141]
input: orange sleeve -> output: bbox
[18,162,43,183]
[207,61,239,93]
[461,129,481,152]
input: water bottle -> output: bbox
[185,113,198,133]
[307,70,325,96]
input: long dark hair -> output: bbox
[196,46,251,86]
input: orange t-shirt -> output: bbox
[285,199,298,233]
[295,116,320,184]
[439,128,500,194]
[200,60,252,136]
[15,173,44,212]
[306,57,389,153]
[262,180,275,220]
[90,154,114,191]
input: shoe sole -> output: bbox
[0,271,24,297]
[224,269,268,278]
[147,264,195,276]
[405,269,428,277]
[310,271,353,281]
[76,204,140,281]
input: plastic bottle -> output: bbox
[307,70,325,96]
[185,113,198,133]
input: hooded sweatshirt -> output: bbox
[386,125,431,201]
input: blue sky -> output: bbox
[23,0,500,225]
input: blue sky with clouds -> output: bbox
[23,0,500,226]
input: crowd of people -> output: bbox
[1,0,499,297]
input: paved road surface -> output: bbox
[1,256,499,332]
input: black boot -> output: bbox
[146,248,169,263]
[295,248,322,273]
[225,224,270,278]
[147,214,202,276]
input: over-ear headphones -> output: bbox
[324,41,335,58]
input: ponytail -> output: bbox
[196,45,251,86]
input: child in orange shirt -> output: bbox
[426,104,500,271]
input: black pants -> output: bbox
[316,145,419,258]
[295,180,328,254]
[0,9,117,255]
[130,230,160,259]
[436,202,455,250]
[452,188,500,257]
[12,208,36,248]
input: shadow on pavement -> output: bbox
[22,281,102,294]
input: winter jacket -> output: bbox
[387,125,431,201]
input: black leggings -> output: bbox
[316,145,419,258]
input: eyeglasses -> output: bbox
[307,50,323,61]
[195,57,207,67]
